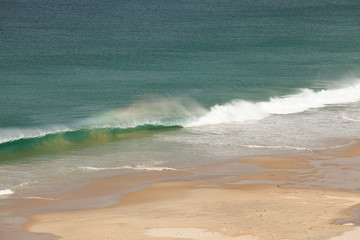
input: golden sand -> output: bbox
[24,140,360,240]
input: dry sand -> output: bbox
[26,182,360,240]
[23,139,360,240]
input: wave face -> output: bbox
[0,98,205,161]
[1,81,360,161]
[0,125,181,162]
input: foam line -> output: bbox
[239,144,312,151]
[77,166,177,172]
[0,189,14,196]
[1,81,360,144]
[187,81,360,126]
[0,126,71,144]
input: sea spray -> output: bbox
[0,98,205,145]
[187,80,360,126]
[0,125,181,162]
[80,98,207,129]
[1,81,360,160]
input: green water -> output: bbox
[1,0,359,128]
[1,0,360,196]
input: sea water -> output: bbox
[1,0,360,198]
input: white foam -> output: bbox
[187,81,360,127]
[23,197,57,201]
[78,165,177,172]
[0,126,71,144]
[2,81,360,144]
[0,189,14,196]
[342,115,360,122]
[239,144,312,151]
[0,99,204,144]
[16,181,36,187]
[312,143,354,151]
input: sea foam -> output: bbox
[187,81,360,126]
[0,189,14,196]
[342,115,360,122]
[78,166,177,172]
[1,81,360,144]
[0,126,71,144]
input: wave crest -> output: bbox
[187,81,360,126]
[1,81,360,153]
[0,126,71,144]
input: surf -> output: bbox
[1,80,359,161]
[186,80,360,126]
[0,125,181,163]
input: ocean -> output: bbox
[1,0,360,198]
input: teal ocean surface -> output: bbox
[1,0,360,197]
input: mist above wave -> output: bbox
[1,80,360,144]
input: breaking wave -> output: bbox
[186,80,360,126]
[1,81,360,160]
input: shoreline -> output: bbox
[2,139,360,239]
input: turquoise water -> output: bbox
[1,0,360,197]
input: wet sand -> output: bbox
[7,140,360,239]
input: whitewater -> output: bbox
[187,80,360,126]
[1,80,360,145]
[1,76,360,200]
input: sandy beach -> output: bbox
[26,182,360,240]
[2,1,360,239]
[19,139,360,240]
